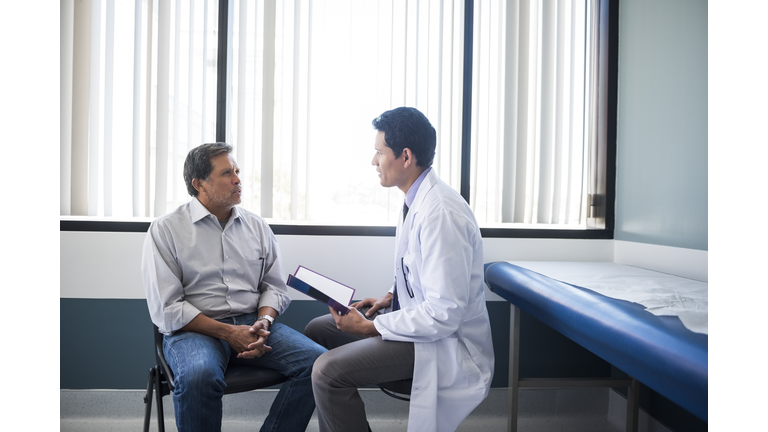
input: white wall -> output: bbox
[61,231,618,300]
[614,240,707,282]
[60,231,708,301]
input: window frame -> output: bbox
[61,0,618,239]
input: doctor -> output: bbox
[305,107,495,432]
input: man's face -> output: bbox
[371,131,407,189]
[198,152,242,209]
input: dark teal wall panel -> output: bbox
[60,298,156,389]
[61,299,527,389]
[60,298,697,428]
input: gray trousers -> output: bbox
[304,313,415,432]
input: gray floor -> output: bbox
[61,387,671,432]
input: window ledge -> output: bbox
[60,218,612,239]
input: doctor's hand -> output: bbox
[350,292,393,318]
[329,306,381,338]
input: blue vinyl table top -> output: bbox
[484,261,708,421]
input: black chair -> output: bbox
[378,378,412,401]
[143,324,288,432]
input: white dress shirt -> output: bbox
[142,198,291,334]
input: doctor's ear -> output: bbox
[402,148,412,163]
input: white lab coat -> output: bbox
[374,170,495,432]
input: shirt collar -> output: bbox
[190,197,241,224]
[405,167,432,208]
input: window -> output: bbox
[471,0,598,227]
[60,0,219,218]
[61,0,615,235]
[225,0,465,225]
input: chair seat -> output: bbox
[223,365,288,394]
[144,324,289,432]
[378,378,412,401]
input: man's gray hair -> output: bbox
[183,142,233,197]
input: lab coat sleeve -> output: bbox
[375,208,477,342]
[141,221,201,334]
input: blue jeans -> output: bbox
[163,312,327,432]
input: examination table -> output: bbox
[484,261,708,432]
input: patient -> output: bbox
[142,142,326,432]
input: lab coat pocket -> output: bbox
[436,338,470,389]
[400,252,421,302]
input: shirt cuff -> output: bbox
[257,290,291,316]
[164,302,202,335]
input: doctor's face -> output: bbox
[372,131,408,190]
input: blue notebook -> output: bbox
[286,266,355,315]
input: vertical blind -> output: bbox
[60,0,219,218]
[225,0,466,224]
[61,0,603,229]
[471,0,596,226]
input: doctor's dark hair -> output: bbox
[183,142,233,197]
[372,107,436,168]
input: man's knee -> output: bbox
[289,340,327,380]
[311,349,349,391]
[303,315,326,343]
[304,314,343,349]
[307,340,329,363]
[173,358,226,394]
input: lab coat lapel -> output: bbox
[395,170,444,432]
[384,169,494,432]
[395,169,437,259]
[409,169,437,219]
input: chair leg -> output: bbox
[143,367,155,432]
[154,366,166,432]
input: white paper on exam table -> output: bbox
[507,261,708,335]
